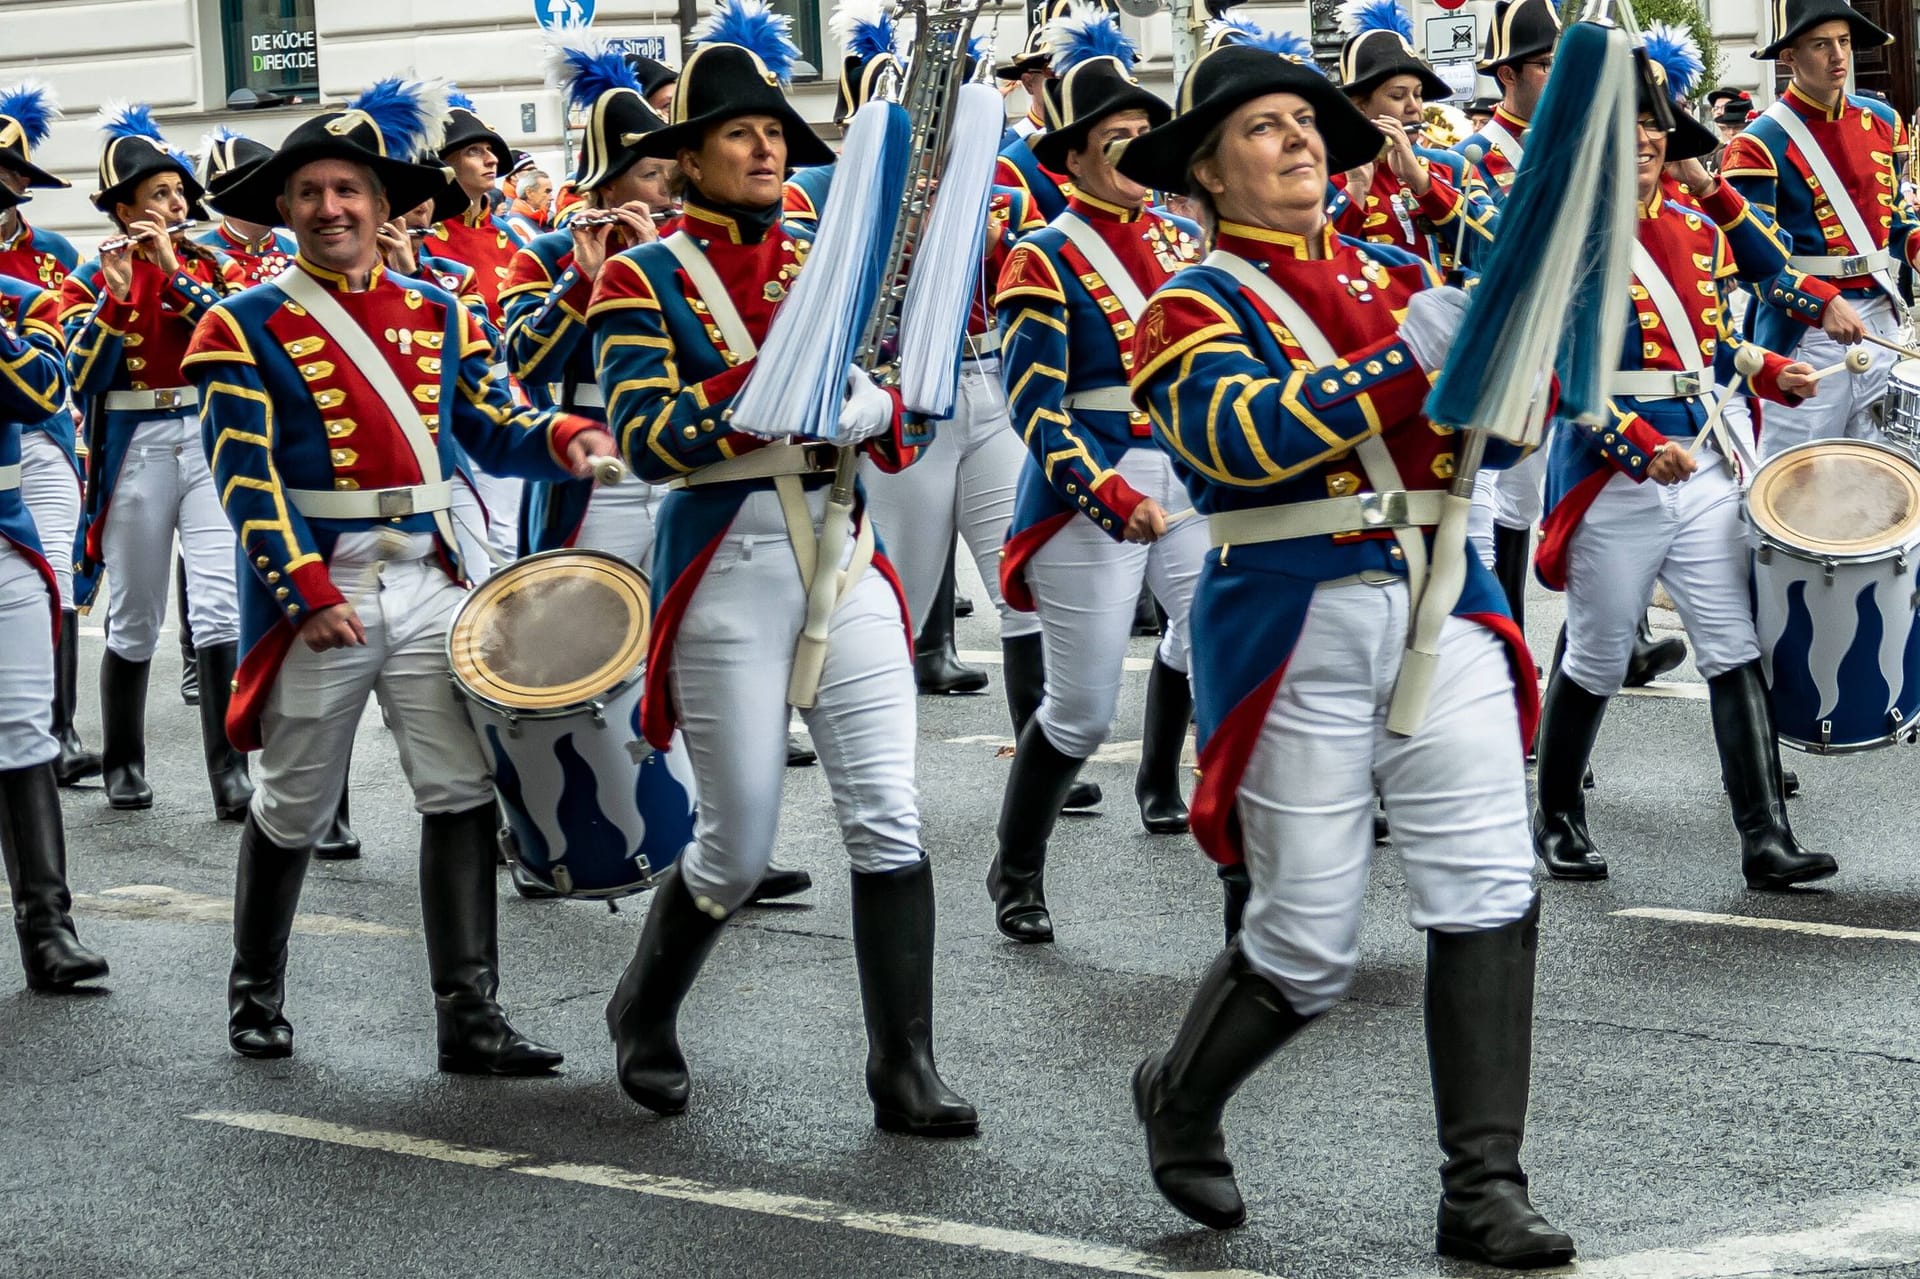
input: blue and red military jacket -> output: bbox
[1536,187,1809,590]
[587,199,926,749]
[1127,221,1537,868]
[0,274,70,640]
[1721,82,1920,353]
[425,204,528,329]
[994,190,1201,609]
[179,256,600,750]
[995,137,1070,223]
[781,164,835,225]
[0,276,77,470]
[0,217,80,291]
[60,249,242,599]
[196,222,297,286]
[1457,104,1530,203]
[1327,143,1496,275]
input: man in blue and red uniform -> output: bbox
[181,80,617,1073]
[0,82,80,291]
[993,0,1079,222]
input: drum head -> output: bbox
[449,550,650,711]
[1748,440,1920,557]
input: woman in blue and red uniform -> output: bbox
[588,0,975,1139]
[1117,46,1574,1266]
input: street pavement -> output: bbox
[4,577,1920,1279]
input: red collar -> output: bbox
[1066,190,1144,225]
[1213,219,1336,263]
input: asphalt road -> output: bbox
[4,577,1919,1279]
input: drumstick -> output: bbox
[1862,332,1920,362]
[1452,145,1485,276]
[1688,346,1768,460]
[1802,347,1875,383]
[591,454,627,486]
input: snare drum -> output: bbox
[1748,440,1920,753]
[1881,359,1920,458]
[447,549,696,898]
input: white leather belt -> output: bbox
[104,386,198,412]
[1789,249,1892,278]
[667,442,837,490]
[1062,387,1135,412]
[286,481,453,520]
[1207,490,1445,547]
[565,384,606,410]
[1612,369,1707,399]
[963,329,1001,359]
[0,463,20,491]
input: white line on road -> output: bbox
[1613,906,1920,945]
[1568,1183,1920,1278]
[959,648,1155,673]
[942,735,1196,767]
[79,885,407,937]
[187,1111,1284,1279]
[1615,680,1708,701]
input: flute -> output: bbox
[99,220,198,254]
[571,207,678,228]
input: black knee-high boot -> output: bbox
[1491,524,1531,643]
[1218,865,1250,944]
[176,558,198,706]
[1133,941,1314,1229]
[1000,631,1100,812]
[1531,671,1609,880]
[228,815,310,1057]
[914,535,988,695]
[1708,661,1836,890]
[1622,612,1686,688]
[98,650,152,810]
[196,642,252,822]
[606,864,728,1113]
[851,858,977,1136]
[1428,897,1576,1269]
[312,744,360,861]
[0,763,108,991]
[51,611,101,786]
[987,720,1086,943]
[1135,657,1192,834]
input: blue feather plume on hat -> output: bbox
[445,86,478,112]
[1642,21,1704,100]
[95,100,165,143]
[349,78,451,162]
[0,80,61,149]
[1047,2,1138,72]
[544,27,646,110]
[1340,0,1413,41]
[1206,17,1321,68]
[829,0,897,62]
[693,0,801,86]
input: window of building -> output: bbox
[219,0,320,106]
[769,0,824,82]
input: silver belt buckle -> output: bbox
[1838,253,1869,277]
[1357,490,1408,528]
[153,388,181,410]
[1673,372,1703,396]
[801,442,836,472]
[378,488,416,518]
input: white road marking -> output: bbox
[78,885,406,937]
[943,735,1196,767]
[187,1111,1284,1279]
[1568,1184,1920,1278]
[1613,906,1920,945]
[959,648,1155,673]
[1615,680,1707,701]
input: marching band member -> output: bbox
[995,10,1054,148]
[0,82,96,789]
[0,193,108,993]
[627,53,681,117]
[181,79,617,1070]
[994,0,1077,222]
[990,5,1205,946]
[1721,0,1920,457]
[1531,42,1837,893]
[61,104,250,819]
[590,0,975,1136]
[196,128,298,284]
[1119,46,1574,1266]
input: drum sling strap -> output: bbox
[660,232,876,624]
[1626,243,1737,465]
[1481,118,1524,189]
[1762,101,1901,301]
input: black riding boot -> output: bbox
[420,804,563,1074]
[228,815,310,1057]
[988,720,1086,943]
[1133,941,1314,1230]
[1708,662,1837,890]
[851,858,978,1136]
[0,763,108,991]
[606,864,728,1113]
[1001,631,1100,812]
[1531,671,1609,880]
[1135,657,1192,835]
[1491,523,1531,642]
[914,538,988,695]
[98,650,152,810]
[312,777,361,861]
[1218,865,1250,944]
[1622,612,1686,688]
[176,558,198,706]
[196,642,252,822]
[1428,897,1577,1269]
[1131,582,1163,636]
[51,611,100,786]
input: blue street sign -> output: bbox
[605,34,672,61]
[536,0,595,30]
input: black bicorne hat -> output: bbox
[997,0,1077,79]
[92,103,205,214]
[549,32,669,190]
[1338,1,1452,101]
[831,1,902,125]
[1114,44,1381,194]
[627,56,681,100]
[441,92,515,173]
[1479,0,1560,72]
[1640,23,1717,163]
[1755,0,1892,59]
[1031,5,1171,172]
[200,127,278,216]
[0,183,25,213]
[0,81,69,189]
[212,80,463,228]
[1713,90,1754,126]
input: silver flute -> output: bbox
[100,219,198,254]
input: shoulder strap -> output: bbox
[1482,118,1524,170]
[1762,100,1882,261]
[1203,249,1341,364]
[1629,238,1709,374]
[1052,211,1149,319]
[661,232,759,361]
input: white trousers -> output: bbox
[1759,293,1898,458]
[1024,446,1204,758]
[1561,457,1759,696]
[861,358,1037,638]
[1468,447,1547,567]
[19,432,78,609]
[0,542,55,770]
[99,415,238,661]
[573,474,663,570]
[469,467,525,567]
[669,487,923,914]
[450,476,497,586]
[1237,581,1537,1016]
[252,534,493,848]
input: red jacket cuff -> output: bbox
[1748,349,1807,406]
[1415,174,1460,223]
[1092,473,1145,529]
[1620,416,1669,476]
[1691,177,1745,228]
[289,560,347,616]
[547,412,602,468]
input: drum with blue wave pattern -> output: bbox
[1748,439,1920,753]
[447,549,696,897]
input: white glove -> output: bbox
[836,365,894,445]
[1399,285,1470,375]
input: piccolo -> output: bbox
[100,220,198,254]
[570,208,678,228]
[406,226,434,238]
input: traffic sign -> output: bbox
[606,34,673,62]
[537,0,595,30]
[1424,11,1478,58]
